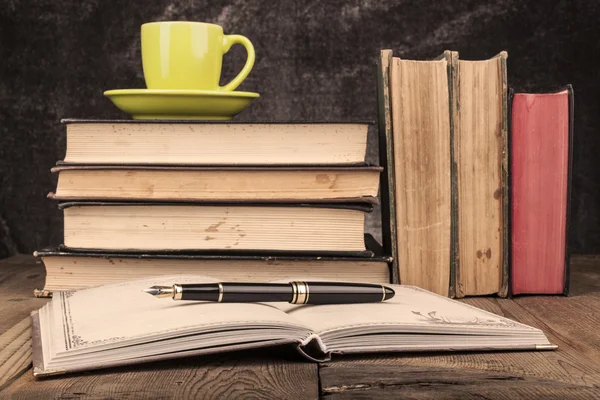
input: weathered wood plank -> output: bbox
[321,344,600,391]
[0,255,39,266]
[320,363,600,399]
[326,388,600,400]
[568,255,600,296]
[0,257,49,333]
[515,294,600,362]
[320,295,600,394]
[321,367,600,400]
[0,318,32,391]
[2,347,318,400]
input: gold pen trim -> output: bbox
[217,283,223,303]
[381,285,386,302]
[295,282,307,304]
[304,282,309,304]
[291,282,298,304]
[173,284,183,300]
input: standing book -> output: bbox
[384,51,454,297]
[376,49,399,284]
[454,52,509,298]
[509,86,573,295]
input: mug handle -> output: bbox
[220,35,255,92]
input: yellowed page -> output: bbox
[456,54,505,296]
[390,57,451,296]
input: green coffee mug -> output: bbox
[141,21,255,91]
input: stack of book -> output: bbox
[377,50,573,298]
[34,120,390,296]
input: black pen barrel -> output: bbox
[220,283,292,302]
[177,282,394,304]
[179,283,220,301]
[297,282,392,304]
[179,283,292,302]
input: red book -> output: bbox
[510,87,573,295]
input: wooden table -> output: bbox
[1,255,600,399]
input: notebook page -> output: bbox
[49,275,308,352]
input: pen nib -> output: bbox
[142,286,173,299]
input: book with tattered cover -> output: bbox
[509,86,573,295]
[377,50,455,296]
[454,52,509,299]
[48,164,381,203]
[32,275,554,378]
[33,234,391,295]
[60,119,372,165]
[58,201,374,255]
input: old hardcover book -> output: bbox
[510,86,573,295]
[59,202,373,254]
[376,49,398,284]
[388,52,453,296]
[60,119,370,165]
[32,274,554,377]
[48,164,381,203]
[454,52,509,298]
[34,235,391,295]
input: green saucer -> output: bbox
[104,89,260,120]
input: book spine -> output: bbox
[509,87,572,295]
[507,88,515,298]
[390,54,452,297]
[448,51,459,299]
[455,52,508,297]
[499,53,510,298]
[565,85,574,296]
[377,49,399,284]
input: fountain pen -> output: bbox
[143,281,395,304]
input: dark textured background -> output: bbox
[0,0,598,258]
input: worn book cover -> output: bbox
[378,50,509,298]
[383,51,454,296]
[48,164,381,204]
[454,52,509,298]
[377,49,398,283]
[60,119,373,165]
[34,234,392,296]
[509,86,573,296]
[58,201,375,255]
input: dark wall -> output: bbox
[1,0,599,258]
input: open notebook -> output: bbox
[32,275,555,377]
